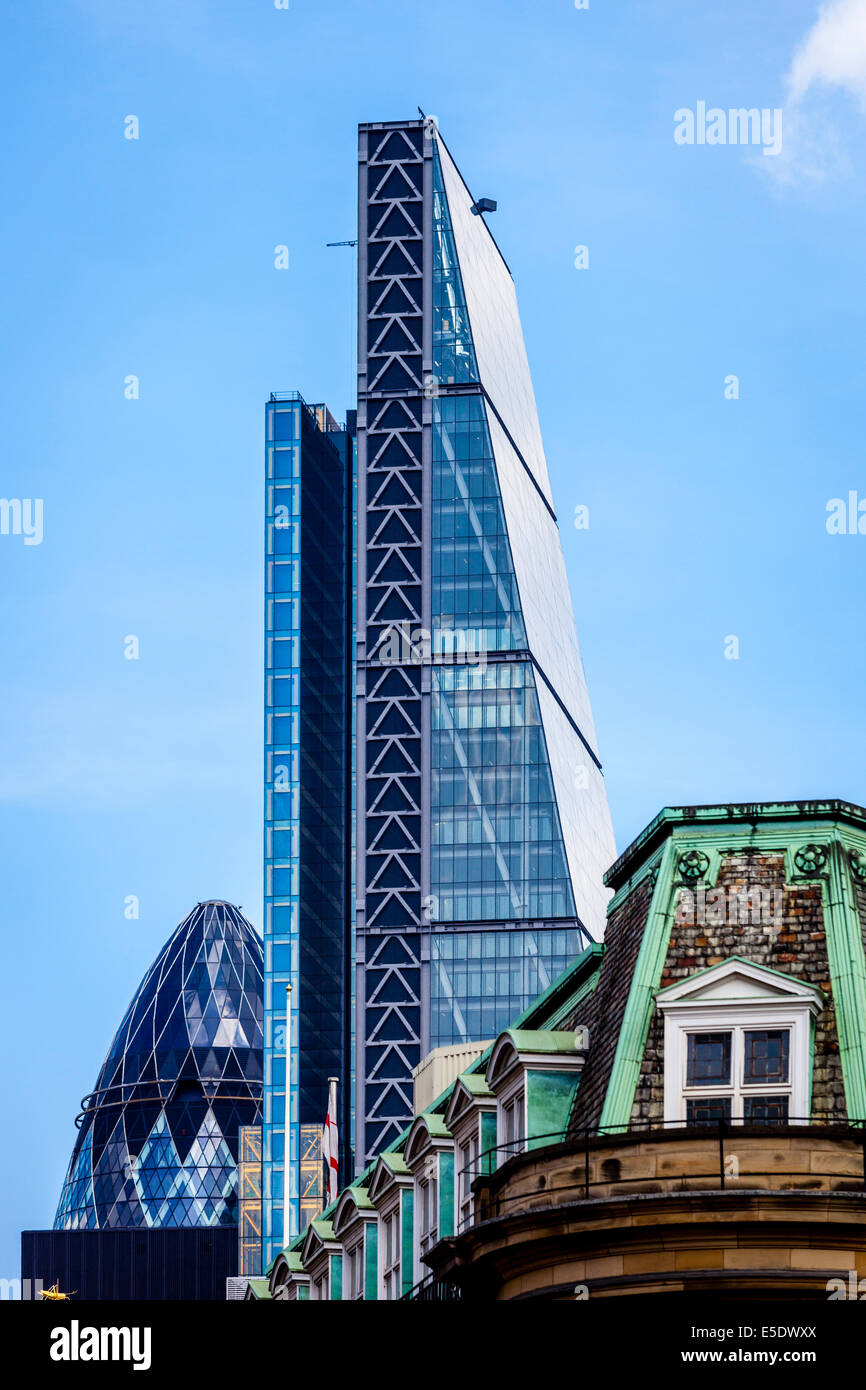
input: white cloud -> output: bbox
[787,0,866,107]
[768,0,866,182]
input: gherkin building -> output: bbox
[55,901,263,1231]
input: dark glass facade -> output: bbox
[54,901,263,1232]
[263,394,354,1264]
[23,1227,237,1301]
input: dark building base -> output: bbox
[22,1228,237,1301]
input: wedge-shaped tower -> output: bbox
[355,119,616,1162]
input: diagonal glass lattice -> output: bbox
[54,901,263,1231]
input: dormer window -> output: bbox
[369,1153,414,1302]
[403,1115,455,1289]
[486,1029,587,1174]
[445,1076,498,1237]
[656,959,823,1129]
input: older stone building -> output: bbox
[253,800,866,1302]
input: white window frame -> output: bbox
[457,1125,479,1233]
[414,1157,439,1284]
[379,1200,401,1301]
[344,1237,365,1301]
[658,962,821,1128]
[496,1072,527,1159]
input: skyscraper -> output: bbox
[262,393,354,1264]
[55,901,263,1232]
[354,119,617,1163]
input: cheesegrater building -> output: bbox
[354,118,616,1165]
[258,117,617,1264]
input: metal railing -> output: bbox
[401,1272,463,1302]
[75,1078,263,1127]
[465,1118,866,1220]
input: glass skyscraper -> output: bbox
[262,393,354,1265]
[354,119,617,1163]
[55,901,263,1232]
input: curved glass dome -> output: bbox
[55,901,263,1231]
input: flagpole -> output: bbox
[326,1075,339,1206]
[282,983,293,1252]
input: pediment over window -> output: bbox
[368,1150,411,1204]
[300,1219,337,1267]
[656,957,823,1127]
[332,1187,376,1239]
[404,1112,451,1169]
[486,1028,588,1092]
[444,1074,495,1130]
[656,957,823,1011]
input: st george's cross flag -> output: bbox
[323,1078,339,1204]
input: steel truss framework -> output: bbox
[356,121,429,1163]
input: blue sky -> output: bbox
[2,0,865,1278]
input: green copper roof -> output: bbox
[455,1071,493,1097]
[605,800,866,890]
[379,1150,412,1177]
[599,805,866,1130]
[417,1110,452,1139]
[276,945,604,1264]
[310,1218,335,1242]
[343,1183,375,1212]
[501,1029,587,1055]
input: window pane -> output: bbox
[743,1095,789,1124]
[687,1032,732,1086]
[686,1096,732,1126]
[744,1030,789,1084]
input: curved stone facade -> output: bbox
[431,1128,866,1299]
